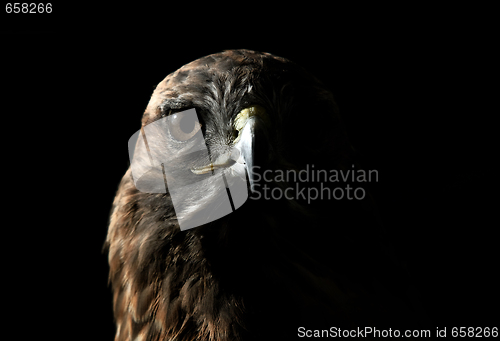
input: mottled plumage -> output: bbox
[105,49,421,341]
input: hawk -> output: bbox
[105,49,422,340]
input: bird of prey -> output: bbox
[105,49,423,340]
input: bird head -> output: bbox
[128,49,353,231]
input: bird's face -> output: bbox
[129,50,348,230]
[129,51,277,230]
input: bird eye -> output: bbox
[169,112,202,141]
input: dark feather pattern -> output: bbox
[105,49,423,340]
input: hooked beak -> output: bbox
[190,116,257,193]
[190,105,268,194]
[233,116,256,192]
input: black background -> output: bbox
[2,7,496,340]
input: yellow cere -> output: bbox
[233,105,269,143]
